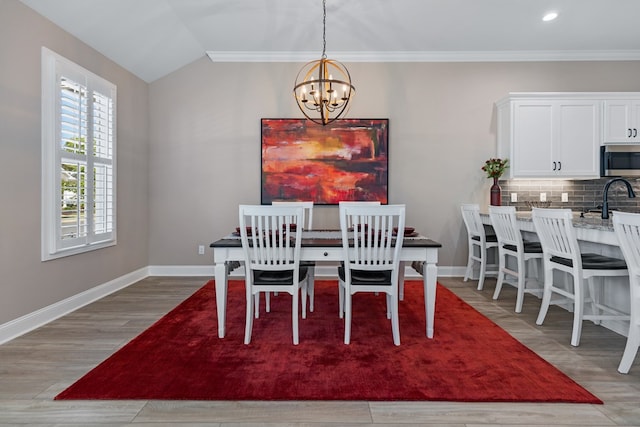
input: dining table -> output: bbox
[210,230,442,339]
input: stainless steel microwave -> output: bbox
[601,145,640,177]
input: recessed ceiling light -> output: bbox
[543,12,558,21]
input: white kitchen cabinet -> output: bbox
[603,99,640,143]
[497,94,600,179]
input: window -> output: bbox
[41,48,116,260]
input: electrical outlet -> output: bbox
[198,245,205,255]
[511,193,518,202]
[561,192,569,202]
[540,193,547,202]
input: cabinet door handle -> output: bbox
[552,161,556,171]
[634,128,638,138]
[558,161,562,171]
[630,128,634,138]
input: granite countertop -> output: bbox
[481,211,615,232]
[514,212,614,232]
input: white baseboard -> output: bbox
[0,264,464,345]
[147,265,215,276]
[0,267,149,345]
[1,263,628,346]
[1,261,628,348]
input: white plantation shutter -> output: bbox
[42,48,117,260]
[90,89,114,240]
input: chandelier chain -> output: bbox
[293,0,355,125]
[322,0,327,59]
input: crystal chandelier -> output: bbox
[293,0,355,126]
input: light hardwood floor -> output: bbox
[1,275,640,426]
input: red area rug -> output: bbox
[55,280,601,403]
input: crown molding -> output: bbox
[206,50,640,63]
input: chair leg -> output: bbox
[515,255,526,313]
[338,280,345,319]
[344,292,352,344]
[244,290,255,345]
[618,323,640,374]
[254,294,259,318]
[390,293,400,346]
[464,242,474,282]
[477,247,487,291]
[536,266,554,326]
[571,277,585,347]
[301,280,308,320]
[292,290,299,345]
[255,292,271,319]
[492,251,506,301]
[307,267,315,312]
[399,261,406,301]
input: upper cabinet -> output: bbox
[497,94,601,179]
[603,100,640,143]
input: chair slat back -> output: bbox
[613,211,640,276]
[238,205,304,272]
[271,201,314,230]
[531,208,580,264]
[488,205,522,249]
[339,201,381,228]
[461,204,485,240]
[339,204,405,272]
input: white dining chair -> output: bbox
[461,204,499,291]
[612,211,640,373]
[532,207,629,347]
[338,203,405,345]
[338,201,384,294]
[238,204,309,345]
[489,205,543,313]
[267,201,315,313]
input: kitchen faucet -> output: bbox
[602,177,636,219]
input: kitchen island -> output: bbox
[480,210,630,337]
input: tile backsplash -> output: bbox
[498,177,640,213]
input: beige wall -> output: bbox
[148,59,640,268]
[4,0,640,328]
[0,1,150,324]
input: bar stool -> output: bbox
[461,204,498,291]
[488,205,543,313]
[532,207,629,347]
[612,211,640,373]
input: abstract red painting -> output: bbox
[261,119,388,205]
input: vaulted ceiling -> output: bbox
[20,0,640,82]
